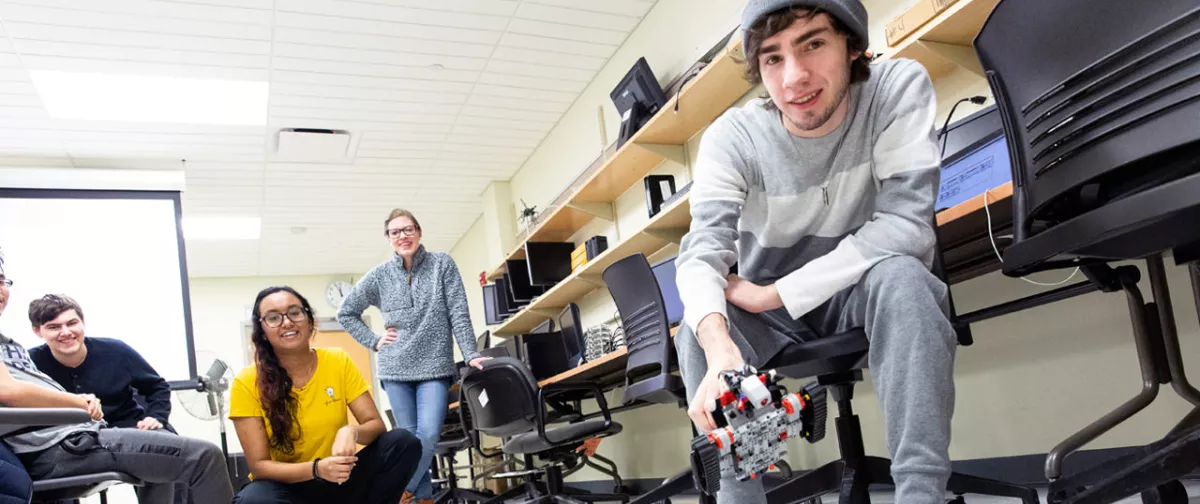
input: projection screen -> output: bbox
[0,188,197,385]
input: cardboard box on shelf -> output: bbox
[886,0,960,47]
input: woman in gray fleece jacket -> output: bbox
[337,208,489,504]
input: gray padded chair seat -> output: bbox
[502,420,623,455]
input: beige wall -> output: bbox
[454,0,1200,486]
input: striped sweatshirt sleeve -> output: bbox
[676,116,752,332]
[773,62,941,319]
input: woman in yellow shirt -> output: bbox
[230,286,421,504]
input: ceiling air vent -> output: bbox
[274,128,358,163]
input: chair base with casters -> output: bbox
[1041,258,1200,504]
[31,472,143,504]
[431,436,494,504]
[484,454,630,504]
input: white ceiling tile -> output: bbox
[274,11,503,46]
[19,55,269,80]
[273,28,495,58]
[271,95,462,115]
[453,113,556,132]
[13,40,269,69]
[506,19,627,46]
[272,82,467,104]
[272,57,480,82]
[523,0,655,18]
[514,3,640,31]
[482,59,594,82]
[0,4,272,40]
[272,70,475,93]
[277,0,511,31]
[490,46,606,71]
[273,43,488,71]
[3,23,271,55]
[463,94,567,114]
[476,71,586,94]
[469,84,576,104]
[499,32,615,58]
[7,0,275,24]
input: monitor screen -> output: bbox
[557,304,583,367]
[937,135,1012,210]
[652,255,684,327]
[494,277,519,315]
[482,285,505,326]
[505,260,544,302]
[525,242,575,287]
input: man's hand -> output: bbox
[316,456,357,484]
[374,327,399,351]
[332,425,358,457]
[468,356,493,370]
[688,315,745,433]
[78,394,103,421]
[136,417,163,430]
[725,274,783,314]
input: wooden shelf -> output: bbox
[490,195,692,336]
[486,38,751,282]
[888,0,1000,81]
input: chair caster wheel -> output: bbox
[801,497,822,504]
[948,496,967,504]
[1142,480,1188,504]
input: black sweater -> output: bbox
[29,337,171,429]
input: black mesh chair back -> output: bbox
[603,253,684,404]
[975,0,1200,274]
[459,357,541,439]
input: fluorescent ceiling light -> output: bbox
[30,70,268,125]
[183,217,261,241]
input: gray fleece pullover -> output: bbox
[338,246,481,382]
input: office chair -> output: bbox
[459,357,628,504]
[602,254,686,407]
[976,1,1200,501]
[0,408,144,504]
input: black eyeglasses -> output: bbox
[386,226,419,238]
[0,278,11,288]
[261,307,308,329]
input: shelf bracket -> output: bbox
[636,143,688,166]
[915,41,984,77]
[578,274,606,288]
[645,227,688,245]
[566,202,614,221]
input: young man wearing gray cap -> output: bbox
[675,0,953,502]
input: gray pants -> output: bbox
[19,428,233,504]
[675,256,957,504]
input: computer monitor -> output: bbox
[482,284,505,325]
[521,331,573,381]
[531,319,553,334]
[936,105,1012,211]
[505,260,545,302]
[651,255,684,328]
[611,57,667,148]
[477,331,491,350]
[557,304,584,367]
[525,242,576,287]
[494,277,520,315]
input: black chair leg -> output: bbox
[947,470,1040,504]
[1140,480,1188,504]
[1052,424,1200,504]
[766,459,845,504]
[628,469,694,504]
[99,491,107,504]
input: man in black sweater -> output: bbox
[27,294,173,431]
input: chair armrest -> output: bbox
[535,383,613,446]
[0,408,92,436]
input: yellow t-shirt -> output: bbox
[229,347,371,464]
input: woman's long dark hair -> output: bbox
[250,286,316,456]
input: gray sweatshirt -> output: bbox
[338,246,481,382]
[677,59,940,329]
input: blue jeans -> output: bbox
[0,442,31,504]
[382,378,451,500]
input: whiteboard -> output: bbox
[0,190,196,383]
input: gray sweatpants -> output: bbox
[19,428,233,504]
[675,256,957,504]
